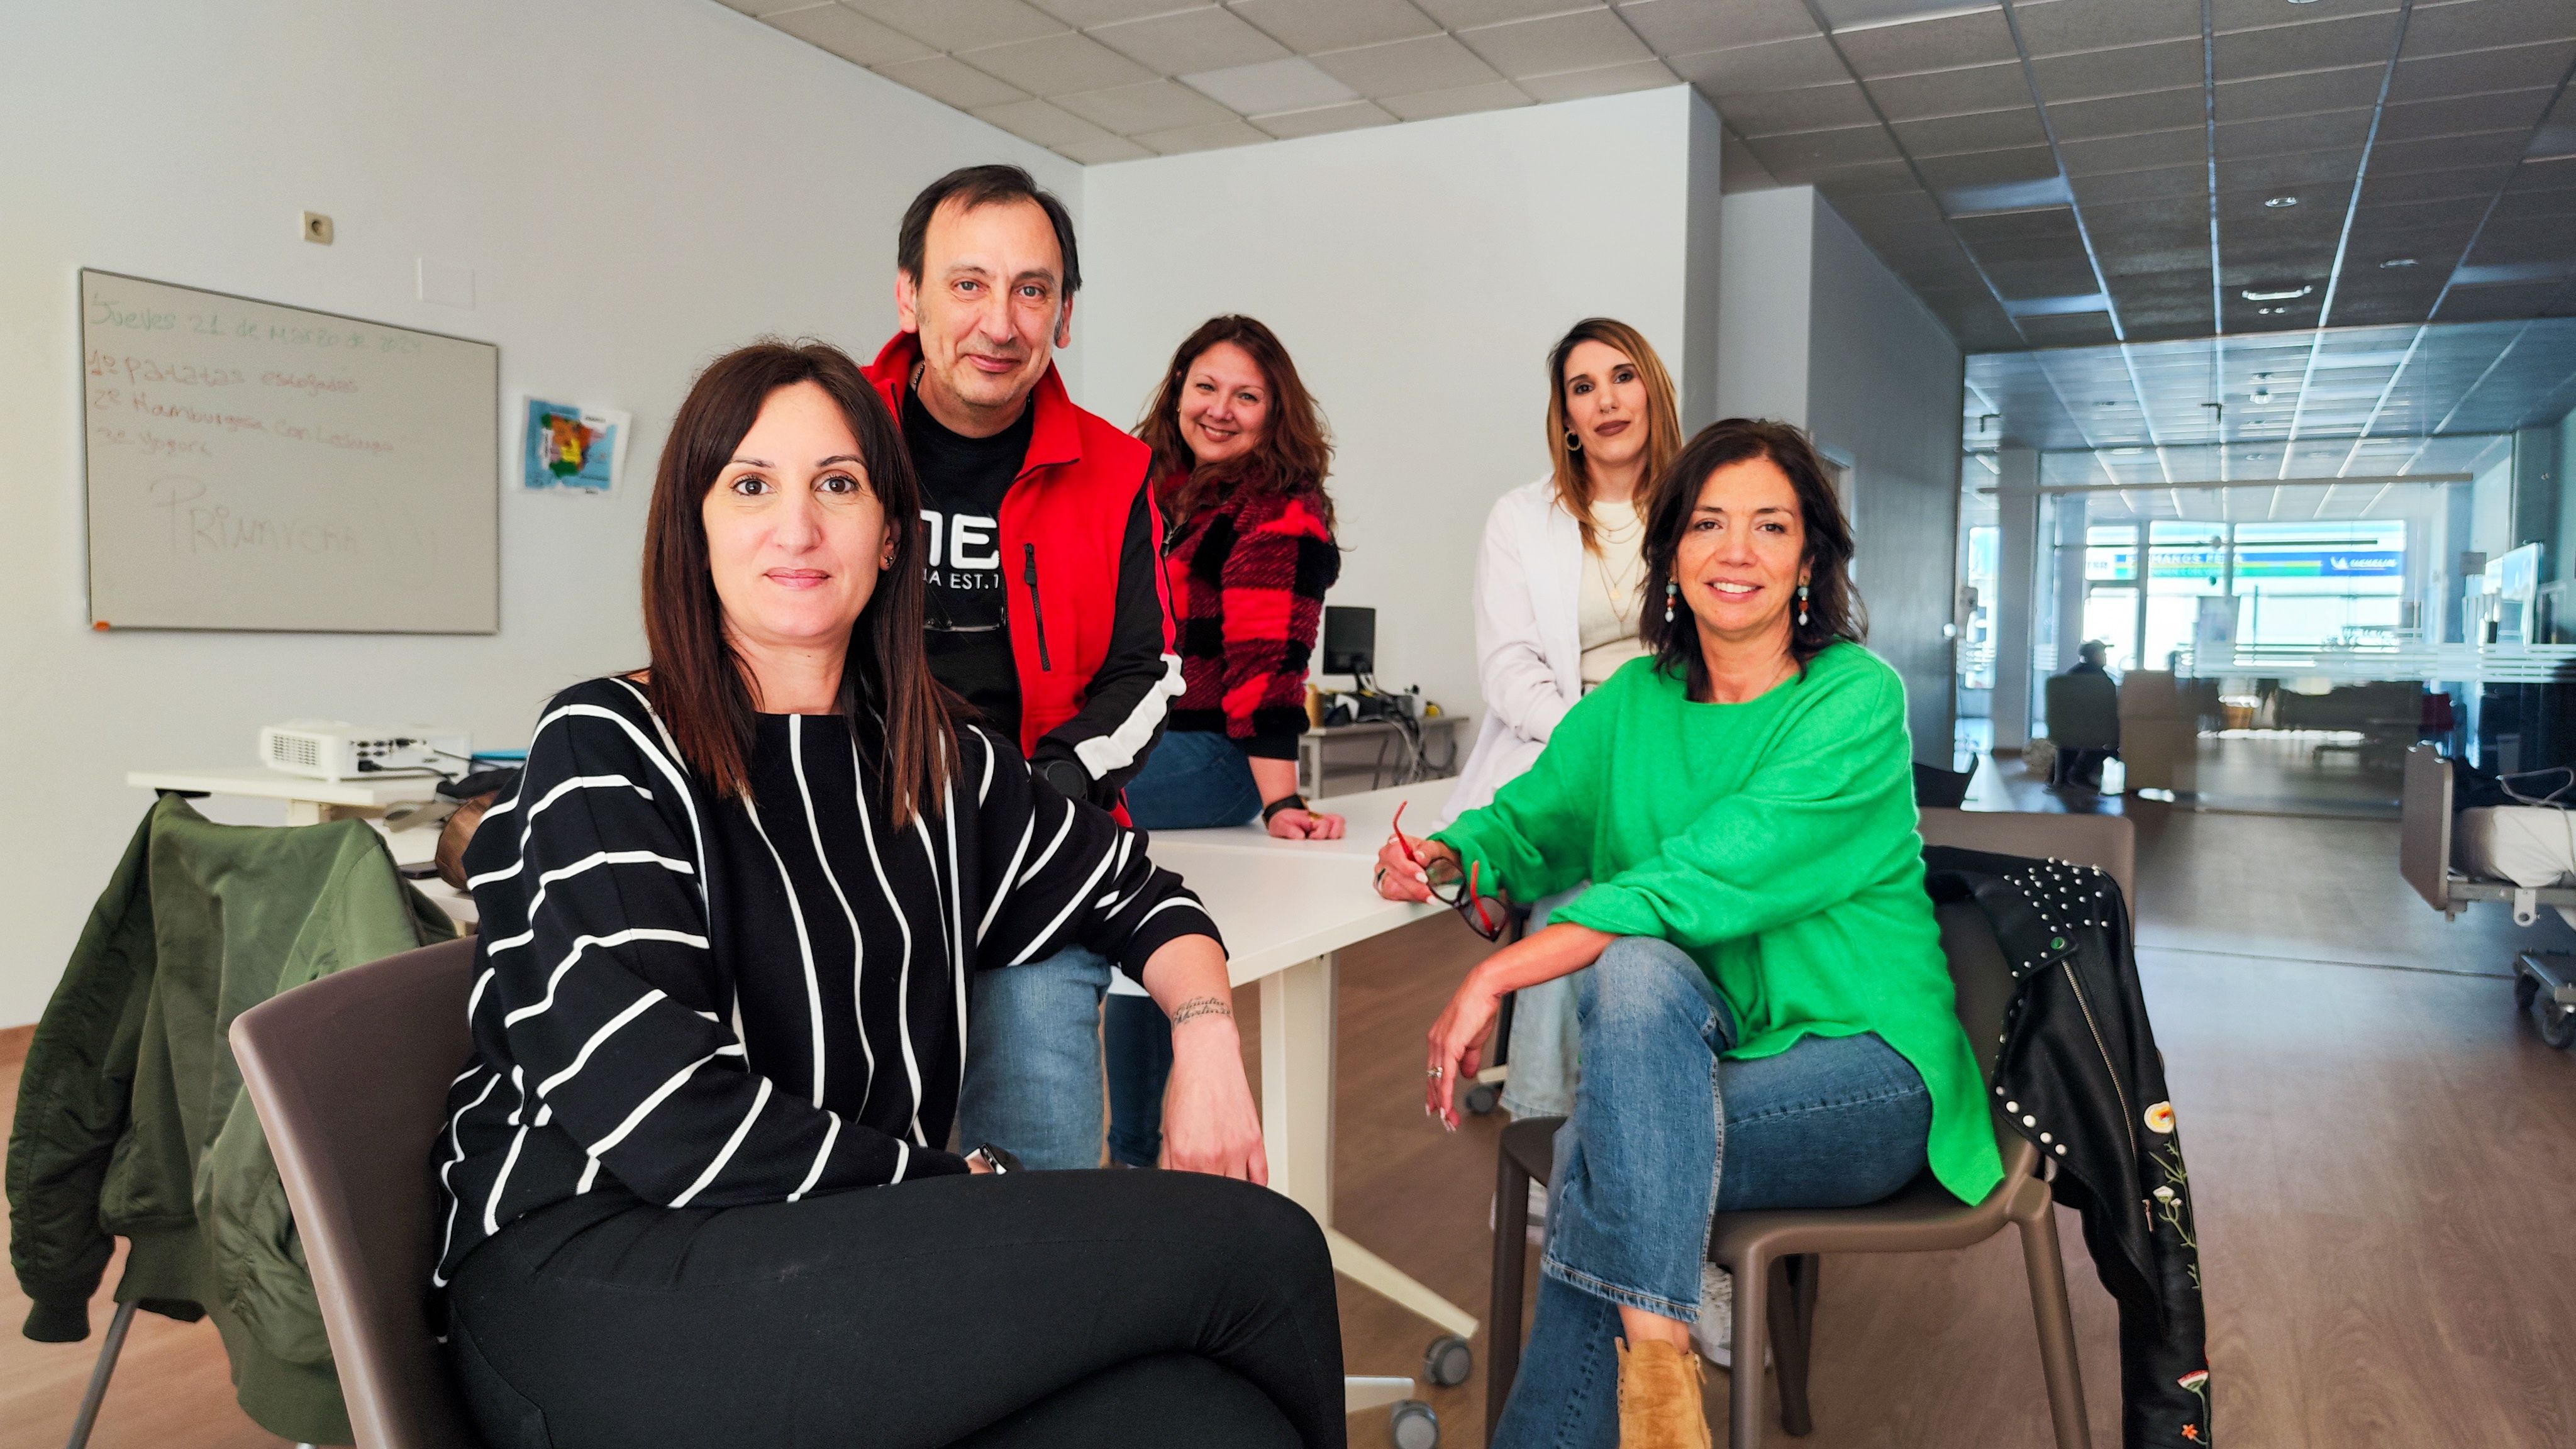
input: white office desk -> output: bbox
[127,765,450,825]
[1150,779,1482,1394]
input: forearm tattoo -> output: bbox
[1170,996,1233,1026]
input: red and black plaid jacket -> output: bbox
[1160,474,1340,760]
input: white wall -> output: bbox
[0,0,1075,1026]
[1077,87,1714,724]
[1716,189,1814,425]
[1805,198,1967,754]
[1715,186,1963,757]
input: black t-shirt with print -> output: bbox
[903,384,1035,744]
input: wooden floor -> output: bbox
[9,799,2576,1447]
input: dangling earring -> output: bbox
[1796,582,1810,628]
[1565,429,1583,452]
[1663,580,1677,623]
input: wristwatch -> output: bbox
[965,1143,1021,1175]
[1035,757,1091,804]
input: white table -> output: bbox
[127,765,452,826]
[1150,780,1479,1412]
[129,765,478,926]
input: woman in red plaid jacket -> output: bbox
[1109,315,1343,1166]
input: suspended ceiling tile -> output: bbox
[1892,107,2050,157]
[1090,8,1288,74]
[1668,35,1853,94]
[1252,99,1401,138]
[1718,82,1883,136]
[1521,58,1680,100]
[962,29,1155,93]
[2048,87,2209,142]
[2376,88,2558,145]
[1865,60,2035,121]
[1182,56,1360,113]
[845,0,1065,52]
[765,4,937,66]
[2215,108,2377,162]
[1835,9,2022,79]
[1225,0,1440,52]
[2389,42,2576,103]
[2060,126,2209,177]
[2373,129,2544,176]
[2212,64,2388,122]
[2214,147,2363,194]
[1053,77,1238,132]
[870,53,1030,109]
[1918,144,2065,191]
[2213,13,2404,83]
[1133,115,1275,153]
[1414,0,1589,25]
[1053,133,1155,162]
[1614,0,1821,53]
[2071,162,2211,204]
[1378,78,1535,120]
[2360,162,2520,207]
[972,96,1121,148]
[1455,8,1652,79]
[1812,159,1926,197]
[2031,38,2209,104]
[2013,0,2204,57]
[1028,0,1208,21]
[1309,33,1504,97]
[1743,125,1905,177]
[2404,0,2576,58]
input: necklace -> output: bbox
[1594,508,1645,629]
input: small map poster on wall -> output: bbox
[519,397,629,494]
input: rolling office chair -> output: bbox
[1483,811,2132,1448]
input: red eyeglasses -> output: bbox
[1392,802,1506,941]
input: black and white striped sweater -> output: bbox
[433,676,1219,1284]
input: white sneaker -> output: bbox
[1488,1180,1549,1246]
[1692,1264,1733,1368]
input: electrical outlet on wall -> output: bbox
[301,211,333,244]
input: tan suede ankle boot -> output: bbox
[1616,1337,1713,1449]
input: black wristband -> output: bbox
[1261,793,1308,824]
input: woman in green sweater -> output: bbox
[1376,418,2001,1448]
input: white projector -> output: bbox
[259,721,470,781]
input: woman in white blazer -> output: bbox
[1445,317,1682,1120]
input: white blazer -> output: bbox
[1443,477,1584,824]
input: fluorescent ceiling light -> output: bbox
[2242,285,2313,301]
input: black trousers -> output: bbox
[445,1169,1346,1449]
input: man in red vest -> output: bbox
[865,166,1241,1175]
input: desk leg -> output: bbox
[1262,953,1482,1344]
[284,799,370,826]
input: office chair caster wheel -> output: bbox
[1389,1398,1440,1449]
[2517,973,2540,1014]
[1464,1082,1500,1116]
[2536,997,2576,1050]
[1423,1333,1473,1387]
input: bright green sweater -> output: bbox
[1436,643,2002,1205]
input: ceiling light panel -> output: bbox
[1180,56,1361,114]
[1089,9,1288,74]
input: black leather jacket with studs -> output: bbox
[1923,845,2212,1449]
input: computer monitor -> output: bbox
[1323,606,1375,678]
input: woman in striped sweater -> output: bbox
[435,341,1343,1448]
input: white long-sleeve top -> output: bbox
[1443,477,1586,823]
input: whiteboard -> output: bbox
[80,270,499,632]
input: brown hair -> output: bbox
[1544,318,1682,550]
[897,164,1081,297]
[640,340,953,826]
[1640,418,1864,693]
[1135,315,1335,532]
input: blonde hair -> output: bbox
[1543,318,1682,550]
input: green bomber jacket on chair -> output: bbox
[7,794,457,1445]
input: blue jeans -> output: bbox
[1100,730,1264,1164]
[958,947,1113,1170]
[1501,885,1587,1119]
[1493,936,1933,1449]
[1123,728,1264,830]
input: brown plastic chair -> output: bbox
[1487,811,2133,1448]
[230,937,487,1449]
